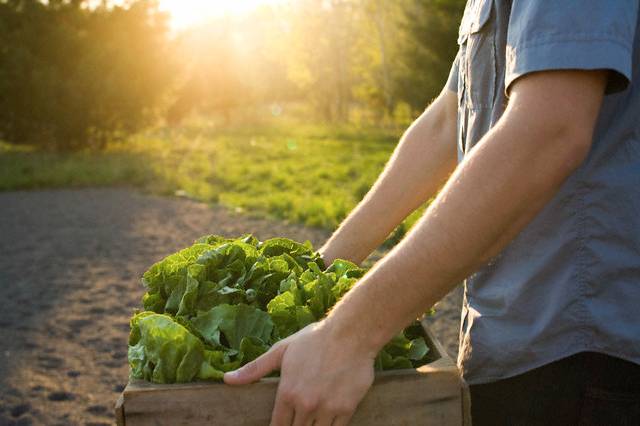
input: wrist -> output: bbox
[319,238,369,267]
[322,308,385,361]
[318,245,336,269]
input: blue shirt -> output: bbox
[447,0,640,385]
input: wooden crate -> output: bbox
[115,322,470,425]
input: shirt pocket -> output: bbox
[457,0,496,110]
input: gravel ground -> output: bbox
[0,188,461,425]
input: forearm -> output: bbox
[227,72,607,426]
[320,91,457,265]
[326,71,605,354]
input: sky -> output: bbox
[158,0,290,29]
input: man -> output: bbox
[226,0,640,424]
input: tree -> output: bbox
[395,0,465,113]
[285,0,361,122]
[166,7,297,125]
[0,0,173,150]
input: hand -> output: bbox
[224,320,376,426]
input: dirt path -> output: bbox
[0,189,461,425]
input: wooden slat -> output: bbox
[422,321,449,362]
[118,321,468,425]
[115,393,126,426]
[122,367,462,426]
[423,322,472,425]
[462,380,472,426]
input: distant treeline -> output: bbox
[0,0,464,151]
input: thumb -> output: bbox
[224,343,286,385]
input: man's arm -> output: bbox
[326,70,607,351]
[320,90,458,265]
[225,69,607,426]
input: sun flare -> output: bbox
[159,0,288,29]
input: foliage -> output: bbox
[129,234,433,383]
[0,0,464,149]
[276,0,465,121]
[395,0,466,111]
[284,0,362,122]
[0,141,154,190]
[167,8,297,125]
[0,123,430,236]
[0,0,173,150]
[137,123,396,229]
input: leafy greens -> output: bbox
[128,234,433,383]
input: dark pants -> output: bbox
[470,352,640,426]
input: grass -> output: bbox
[0,121,426,235]
[0,143,154,190]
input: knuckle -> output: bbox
[279,388,295,404]
[273,337,291,349]
[297,395,318,412]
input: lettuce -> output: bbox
[191,304,273,350]
[128,312,226,383]
[128,235,432,384]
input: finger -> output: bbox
[224,344,285,385]
[270,397,294,426]
[331,415,353,426]
[311,415,334,426]
[292,409,314,426]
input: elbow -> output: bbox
[508,107,597,175]
[551,124,594,173]
[505,69,606,174]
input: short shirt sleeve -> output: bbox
[506,0,639,95]
[446,50,461,93]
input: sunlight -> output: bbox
[159,0,289,29]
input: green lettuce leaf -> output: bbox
[190,304,274,350]
[141,243,213,313]
[267,289,315,339]
[128,312,224,383]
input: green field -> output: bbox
[1,122,425,236]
